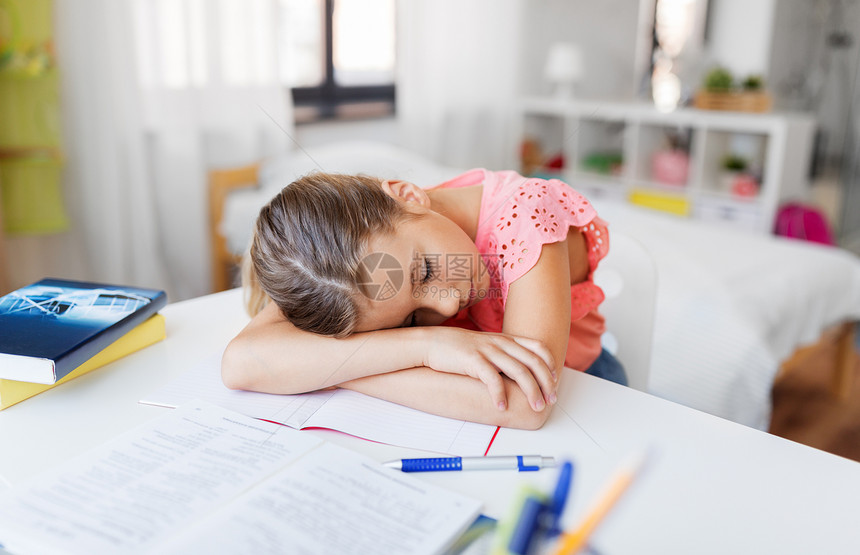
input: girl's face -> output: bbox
[354,208,492,332]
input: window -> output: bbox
[280,0,396,122]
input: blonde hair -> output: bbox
[245,172,407,337]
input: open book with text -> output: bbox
[0,400,482,555]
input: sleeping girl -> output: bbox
[221,169,626,429]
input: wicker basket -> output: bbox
[694,90,772,113]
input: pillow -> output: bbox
[219,140,464,254]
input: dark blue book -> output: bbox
[0,278,167,384]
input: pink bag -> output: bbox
[774,203,836,246]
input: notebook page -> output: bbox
[139,355,335,428]
[306,389,497,456]
[0,401,322,555]
[141,356,496,455]
[161,442,482,555]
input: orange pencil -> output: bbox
[553,452,648,555]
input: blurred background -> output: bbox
[0,0,858,301]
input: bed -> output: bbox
[209,140,860,431]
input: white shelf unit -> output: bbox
[520,97,817,234]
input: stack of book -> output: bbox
[0,278,167,409]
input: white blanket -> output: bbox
[220,141,860,430]
[593,200,860,429]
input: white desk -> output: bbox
[2,289,860,554]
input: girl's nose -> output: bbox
[436,285,462,317]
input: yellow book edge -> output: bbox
[0,313,166,410]
[628,188,690,217]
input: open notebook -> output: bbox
[140,355,498,456]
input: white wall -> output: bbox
[520,0,641,99]
[707,0,777,78]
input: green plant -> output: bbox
[722,154,748,171]
[704,67,734,92]
[742,75,764,91]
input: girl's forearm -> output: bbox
[222,309,432,394]
[339,367,552,430]
[222,304,556,414]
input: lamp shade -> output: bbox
[544,43,584,84]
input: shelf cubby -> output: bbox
[520,97,816,234]
[699,130,769,198]
[632,123,695,189]
[574,118,627,179]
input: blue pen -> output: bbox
[508,496,546,555]
[544,460,574,536]
[508,460,574,555]
[383,455,555,472]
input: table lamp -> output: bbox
[544,42,584,98]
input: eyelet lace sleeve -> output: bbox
[489,178,607,317]
[570,216,609,319]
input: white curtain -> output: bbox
[396,0,524,171]
[55,0,293,301]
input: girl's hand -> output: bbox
[420,327,557,412]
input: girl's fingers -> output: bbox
[424,328,557,411]
[497,340,557,405]
[470,358,508,410]
[486,348,548,412]
[509,336,556,378]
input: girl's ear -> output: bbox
[380,179,430,207]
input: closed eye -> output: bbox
[402,256,435,328]
[421,256,436,283]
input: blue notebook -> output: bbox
[0,278,167,384]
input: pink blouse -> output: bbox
[434,169,609,370]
